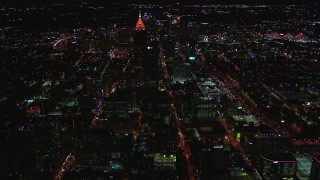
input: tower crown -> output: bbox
[135,10,145,31]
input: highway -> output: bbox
[52,36,72,50]
[54,153,75,180]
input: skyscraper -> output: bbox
[134,10,147,47]
[143,44,159,89]
[133,10,159,89]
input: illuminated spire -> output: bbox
[135,10,145,31]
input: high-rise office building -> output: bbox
[143,44,159,89]
[260,153,297,180]
[133,10,159,89]
[172,63,193,84]
[310,156,320,180]
[191,97,217,121]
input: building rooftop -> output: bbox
[261,153,297,163]
[232,115,260,126]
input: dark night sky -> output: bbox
[0,0,318,6]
